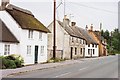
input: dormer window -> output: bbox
[28,30,33,39]
[39,32,42,40]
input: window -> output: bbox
[28,30,33,39]
[88,44,90,47]
[81,48,82,54]
[83,40,85,44]
[88,49,90,55]
[80,39,82,44]
[4,44,10,55]
[41,46,44,56]
[39,32,42,40]
[75,47,77,55]
[83,48,85,54]
[27,45,31,55]
[92,44,94,47]
[95,45,97,48]
[72,37,74,42]
[76,38,78,43]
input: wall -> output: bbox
[85,44,99,57]
[0,42,18,56]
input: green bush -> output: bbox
[1,57,16,69]
[47,58,65,63]
[6,54,24,67]
[0,54,24,69]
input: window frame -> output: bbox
[4,44,10,55]
[75,47,77,55]
[27,45,32,55]
[41,46,44,56]
[39,32,42,40]
[28,30,33,39]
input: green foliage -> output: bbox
[101,28,120,54]
[0,54,24,69]
[47,58,65,63]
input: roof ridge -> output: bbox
[6,4,33,15]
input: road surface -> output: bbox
[7,55,118,78]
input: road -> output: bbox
[7,55,118,78]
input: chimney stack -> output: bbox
[1,0,9,10]
[90,24,93,31]
[63,15,70,26]
[71,22,76,26]
[86,25,88,30]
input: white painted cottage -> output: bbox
[0,0,50,65]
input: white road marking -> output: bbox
[79,67,89,71]
[55,72,71,78]
[55,67,89,78]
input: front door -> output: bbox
[35,46,39,64]
[71,47,73,59]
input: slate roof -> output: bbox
[57,20,98,44]
[57,20,84,39]
[74,27,98,44]
[5,4,50,33]
[0,19,19,43]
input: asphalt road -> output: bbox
[8,55,118,78]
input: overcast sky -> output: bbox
[9,0,119,31]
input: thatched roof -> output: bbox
[6,4,50,33]
[0,19,19,43]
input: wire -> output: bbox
[68,2,118,14]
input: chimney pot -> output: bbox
[63,15,70,25]
[90,24,93,31]
[1,0,10,10]
[86,25,88,30]
[71,22,76,26]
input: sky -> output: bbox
[7,0,119,31]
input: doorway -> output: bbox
[35,46,39,64]
[71,47,73,59]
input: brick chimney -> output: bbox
[90,24,93,31]
[71,22,76,26]
[63,15,70,26]
[1,0,9,10]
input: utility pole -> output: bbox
[53,0,56,59]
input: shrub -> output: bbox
[2,57,16,69]
[47,58,65,63]
[5,54,24,67]
[0,54,24,69]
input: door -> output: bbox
[71,47,73,59]
[35,46,39,64]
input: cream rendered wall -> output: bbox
[47,21,70,59]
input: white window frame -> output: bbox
[41,46,44,56]
[39,32,42,40]
[28,30,33,39]
[4,44,10,55]
[27,45,32,55]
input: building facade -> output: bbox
[0,0,50,65]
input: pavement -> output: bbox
[1,55,118,78]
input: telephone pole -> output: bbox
[53,0,56,59]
